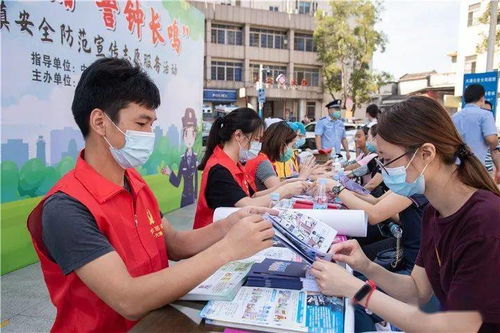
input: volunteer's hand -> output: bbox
[328,240,371,275]
[299,157,316,179]
[310,178,340,196]
[323,159,333,168]
[221,206,278,232]
[495,169,500,184]
[221,215,274,261]
[345,152,351,161]
[312,164,330,176]
[310,259,363,298]
[282,177,304,185]
[280,181,308,198]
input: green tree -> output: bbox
[35,167,59,196]
[56,156,76,177]
[18,158,47,197]
[314,1,386,110]
[476,3,500,54]
[1,161,20,203]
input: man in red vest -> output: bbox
[27,58,274,332]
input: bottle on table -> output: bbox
[270,192,280,208]
[313,178,328,209]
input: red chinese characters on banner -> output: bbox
[95,0,119,31]
[167,19,181,54]
[182,25,190,38]
[124,0,145,40]
[63,0,75,11]
[52,0,75,12]
[149,7,165,46]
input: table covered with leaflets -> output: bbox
[132,196,370,333]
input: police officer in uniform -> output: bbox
[162,108,198,207]
[314,99,351,160]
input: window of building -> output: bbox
[298,1,311,14]
[269,6,279,11]
[295,67,320,86]
[211,61,243,81]
[211,24,243,45]
[250,64,287,83]
[306,101,316,119]
[294,33,316,52]
[219,0,233,5]
[249,28,287,49]
[467,3,480,27]
[465,55,477,74]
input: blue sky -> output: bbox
[372,1,460,80]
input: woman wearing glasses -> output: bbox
[312,96,500,332]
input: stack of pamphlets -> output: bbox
[245,259,309,290]
[180,246,302,301]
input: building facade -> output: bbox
[190,0,331,122]
[453,0,499,98]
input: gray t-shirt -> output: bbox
[42,192,114,275]
[255,160,277,191]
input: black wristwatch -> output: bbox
[331,184,346,196]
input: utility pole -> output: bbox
[486,0,498,71]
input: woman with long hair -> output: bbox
[194,108,307,229]
[312,96,500,332]
[245,121,317,191]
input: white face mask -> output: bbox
[103,115,155,169]
[248,141,262,159]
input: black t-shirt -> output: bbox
[42,192,114,275]
[206,164,255,209]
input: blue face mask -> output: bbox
[104,116,155,169]
[294,138,306,149]
[279,148,294,162]
[381,150,430,197]
[366,143,377,153]
[330,110,341,119]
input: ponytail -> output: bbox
[199,117,224,170]
[198,107,264,170]
[455,144,500,195]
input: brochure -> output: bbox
[201,286,345,333]
[264,210,337,264]
[179,261,253,301]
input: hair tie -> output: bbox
[455,143,473,161]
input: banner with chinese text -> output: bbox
[0,0,204,274]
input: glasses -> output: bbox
[375,151,412,174]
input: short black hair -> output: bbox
[72,57,160,137]
[463,84,485,104]
[366,104,380,118]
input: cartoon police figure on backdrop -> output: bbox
[161,108,198,207]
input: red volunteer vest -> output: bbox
[193,146,254,229]
[244,152,271,191]
[27,151,169,333]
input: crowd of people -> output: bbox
[28,58,500,332]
